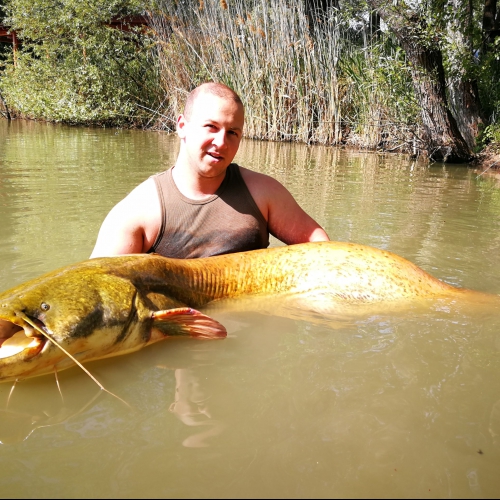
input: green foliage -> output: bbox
[340,36,420,147]
[428,0,500,149]
[0,0,160,125]
[0,0,497,154]
[362,0,500,154]
[479,123,500,151]
[477,39,500,121]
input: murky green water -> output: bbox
[0,120,500,498]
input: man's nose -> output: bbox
[212,129,227,148]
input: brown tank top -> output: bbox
[148,164,269,258]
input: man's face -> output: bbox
[176,92,244,178]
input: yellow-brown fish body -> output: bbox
[0,241,497,382]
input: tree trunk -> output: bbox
[0,90,11,120]
[404,41,472,161]
[366,1,473,162]
[448,79,484,150]
[446,0,485,150]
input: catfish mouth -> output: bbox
[0,318,46,360]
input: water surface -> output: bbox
[0,120,499,498]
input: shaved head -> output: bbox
[183,82,243,120]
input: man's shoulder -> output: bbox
[238,166,283,193]
[113,176,161,219]
[126,175,158,199]
[238,165,274,183]
[149,167,173,179]
[237,166,288,221]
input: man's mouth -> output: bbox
[207,151,223,160]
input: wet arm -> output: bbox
[266,179,330,244]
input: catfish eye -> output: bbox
[40,302,50,311]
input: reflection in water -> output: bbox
[169,369,226,448]
[0,121,500,497]
[0,374,105,445]
[0,346,223,448]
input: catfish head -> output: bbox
[0,258,226,383]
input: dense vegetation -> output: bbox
[0,0,161,125]
[0,0,498,162]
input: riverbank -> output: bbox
[474,144,500,179]
[1,1,497,163]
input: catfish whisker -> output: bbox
[26,390,105,442]
[21,315,131,408]
[54,368,64,403]
[6,378,17,408]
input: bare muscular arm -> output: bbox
[240,168,330,244]
[90,178,161,258]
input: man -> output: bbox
[90,82,329,259]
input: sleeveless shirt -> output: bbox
[148,163,269,258]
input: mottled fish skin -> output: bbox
[0,241,497,382]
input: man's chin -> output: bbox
[202,159,230,174]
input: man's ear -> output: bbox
[176,114,187,138]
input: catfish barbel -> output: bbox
[0,241,498,382]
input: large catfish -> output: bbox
[0,241,498,382]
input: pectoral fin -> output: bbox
[150,307,227,340]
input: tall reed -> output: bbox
[147,0,419,150]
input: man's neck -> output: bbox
[171,163,228,201]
